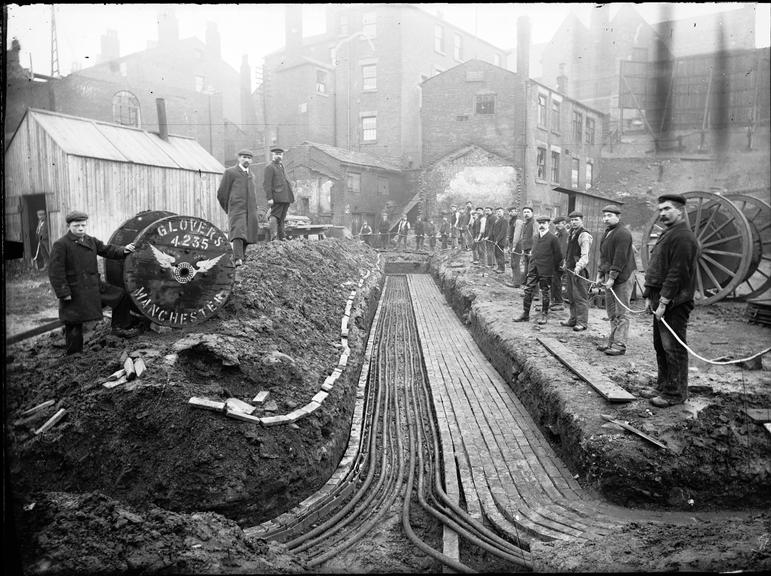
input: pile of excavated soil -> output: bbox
[5,239,381,574]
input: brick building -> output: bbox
[4,12,259,167]
[260,4,509,169]
[420,58,605,219]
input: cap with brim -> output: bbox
[522,206,534,211]
[601,204,621,214]
[507,206,517,211]
[568,211,583,218]
[553,216,566,223]
[657,193,686,205]
[66,210,89,223]
[495,206,504,211]
[237,149,254,157]
[535,215,551,222]
[270,147,285,153]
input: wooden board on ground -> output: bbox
[601,414,671,451]
[744,408,771,423]
[537,337,636,403]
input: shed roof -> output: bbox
[19,108,224,173]
[552,186,623,204]
[301,141,402,172]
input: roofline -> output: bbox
[552,186,623,204]
[300,141,402,173]
[529,80,606,117]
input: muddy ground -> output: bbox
[4,240,771,573]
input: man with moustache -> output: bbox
[483,206,497,268]
[511,206,535,288]
[561,211,593,332]
[550,216,569,311]
[506,206,521,287]
[513,215,562,325]
[642,194,699,408]
[263,146,296,241]
[217,148,260,265]
[490,207,509,274]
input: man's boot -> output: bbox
[513,311,530,322]
[537,312,548,325]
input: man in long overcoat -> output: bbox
[217,148,260,265]
[514,215,562,324]
[263,146,295,241]
[48,210,137,355]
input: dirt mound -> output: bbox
[5,239,381,574]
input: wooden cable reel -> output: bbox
[641,190,755,305]
[726,193,771,299]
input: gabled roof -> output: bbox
[14,108,224,173]
[301,141,402,172]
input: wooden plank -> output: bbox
[6,320,63,345]
[537,337,636,403]
[744,408,771,423]
[103,375,128,389]
[601,414,670,451]
[20,399,55,417]
[34,408,67,435]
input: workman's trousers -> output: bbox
[566,269,589,326]
[511,248,530,287]
[429,237,436,250]
[269,202,290,239]
[397,233,408,249]
[486,240,496,267]
[522,267,552,315]
[232,238,246,260]
[651,298,693,403]
[416,235,424,250]
[64,288,132,354]
[604,274,634,348]
[494,242,506,272]
[440,235,448,250]
[551,267,565,306]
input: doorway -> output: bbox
[23,194,47,267]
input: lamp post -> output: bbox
[331,32,375,150]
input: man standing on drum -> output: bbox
[217,148,260,266]
[263,146,295,241]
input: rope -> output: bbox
[658,316,771,366]
[565,267,600,288]
[607,285,647,314]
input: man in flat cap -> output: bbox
[597,204,636,356]
[511,206,535,288]
[490,207,509,274]
[550,216,569,311]
[642,193,699,408]
[217,148,260,265]
[561,210,593,331]
[263,146,295,241]
[514,215,562,324]
[48,211,138,354]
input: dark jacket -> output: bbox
[491,215,509,245]
[519,218,535,251]
[599,221,636,283]
[378,216,390,233]
[263,160,295,204]
[217,165,260,242]
[414,220,425,236]
[458,208,472,230]
[49,232,128,324]
[530,231,562,276]
[439,220,451,237]
[555,228,569,257]
[485,214,497,240]
[424,220,436,236]
[470,215,482,238]
[643,220,699,307]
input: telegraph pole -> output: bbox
[50,5,60,77]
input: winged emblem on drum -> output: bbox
[149,244,225,284]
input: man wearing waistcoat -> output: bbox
[561,211,593,331]
[642,194,699,408]
[511,206,535,288]
[550,216,569,311]
[263,146,295,241]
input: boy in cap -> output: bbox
[642,193,699,408]
[597,204,636,356]
[561,210,593,331]
[217,148,260,265]
[48,211,138,354]
[514,215,562,324]
[263,146,296,241]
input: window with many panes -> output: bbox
[551,151,560,183]
[573,111,583,142]
[362,116,377,141]
[362,64,376,91]
[536,147,547,180]
[551,100,561,132]
[537,94,547,127]
[571,157,580,188]
[475,93,495,114]
[434,25,445,53]
[112,91,140,127]
[585,162,593,190]
[454,33,462,61]
[316,69,328,94]
[363,12,376,38]
[585,116,595,145]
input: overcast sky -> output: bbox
[7,3,770,87]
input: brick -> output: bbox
[188,397,226,412]
[225,409,261,424]
[260,415,287,427]
[252,391,270,404]
[226,398,255,415]
[321,381,334,392]
[305,401,322,415]
[312,391,329,404]
[103,375,128,389]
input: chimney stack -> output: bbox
[557,63,568,94]
[156,98,169,141]
[285,5,303,51]
[99,30,120,63]
[158,8,179,46]
[517,16,531,79]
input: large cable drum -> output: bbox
[109,213,235,327]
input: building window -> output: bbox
[112,90,140,127]
[494,53,501,67]
[347,173,361,195]
[363,12,376,38]
[536,147,547,180]
[465,70,483,82]
[194,75,205,92]
[434,25,445,53]
[316,69,328,94]
[475,93,495,115]
[362,64,376,91]
[454,33,462,61]
[573,111,583,142]
[571,157,580,188]
[298,102,307,113]
[551,100,561,132]
[551,151,560,183]
[585,116,595,145]
[537,94,547,127]
[339,14,349,36]
[362,115,377,141]
[585,161,593,190]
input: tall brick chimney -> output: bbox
[99,30,119,63]
[156,98,169,141]
[557,63,568,94]
[517,16,531,79]
[285,5,303,51]
[158,7,179,46]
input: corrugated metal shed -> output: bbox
[23,108,224,173]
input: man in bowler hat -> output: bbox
[217,148,260,265]
[263,146,295,241]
